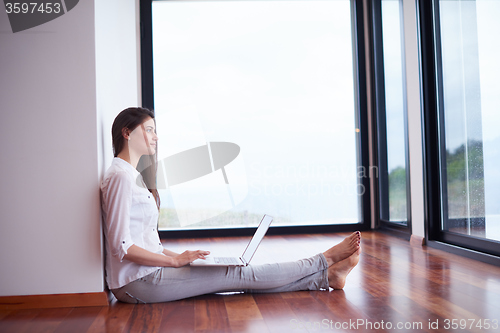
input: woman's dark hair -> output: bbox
[112,107,155,157]
[111,107,160,209]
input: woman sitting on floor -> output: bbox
[101,107,361,303]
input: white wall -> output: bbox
[403,0,426,239]
[0,1,103,295]
[95,0,142,176]
[0,0,141,297]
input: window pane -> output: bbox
[152,0,361,230]
[438,0,500,241]
[381,0,408,223]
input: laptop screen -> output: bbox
[241,215,273,263]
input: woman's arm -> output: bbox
[162,248,180,257]
[124,245,210,268]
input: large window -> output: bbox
[422,0,500,256]
[373,0,410,229]
[145,0,368,230]
[437,0,500,243]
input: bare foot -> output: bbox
[323,232,361,266]
[328,248,361,290]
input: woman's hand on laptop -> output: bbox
[173,250,210,267]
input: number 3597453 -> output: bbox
[5,2,62,14]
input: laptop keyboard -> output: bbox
[213,257,241,265]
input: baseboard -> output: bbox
[410,235,426,247]
[426,240,500,267]
[0,291,109,310]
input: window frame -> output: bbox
[419,0,500,261]
[139,0,372,238]
[370,0,412,238]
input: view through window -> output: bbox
[151,0,364,229]
[438,0,500,241]
[381,0,408,224]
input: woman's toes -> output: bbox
[323,232,361,265]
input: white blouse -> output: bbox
[100,157,164,289]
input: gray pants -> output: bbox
[112,253,329,303]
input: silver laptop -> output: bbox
[190,215,273,267]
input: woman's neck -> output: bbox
[117,150,141,169]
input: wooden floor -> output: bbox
[1,231,500,333]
